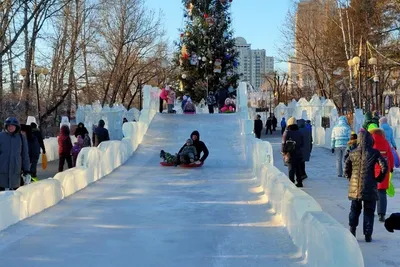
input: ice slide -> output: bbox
[0,113,305,267]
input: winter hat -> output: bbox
[367,123,379,132]
[287,117,297,126]
[186,138,193,145]
[183,95,188,101]
[379,117,388,125]
[384,213,400,233]
[350,131,357,140]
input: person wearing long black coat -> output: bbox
[254,115,263,139]
[297,119,312,179]
[93,120,110,147]
[74,122,89,139]
[282,117,304,187]
[21,124,41,179]
[344,130,388,242]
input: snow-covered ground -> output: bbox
[270,136,400,267]
[0,114,306,267]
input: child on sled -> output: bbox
[179,139,198,164]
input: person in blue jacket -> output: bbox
[280,117,287,135]
[331,116,351,177]
[379,117,397,149]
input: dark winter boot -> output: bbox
[296,182,303,188]
[365,235,372,243]
[379,214,385,222]
[350,227,356,237]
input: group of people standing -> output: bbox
[159,86,176,114]
[0,118,44,190]
[331,111,397,242]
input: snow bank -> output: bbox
[236,81,364,267]
[0,85,159,233]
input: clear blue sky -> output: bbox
[145,0,292,71]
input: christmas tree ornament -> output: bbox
[190,53,199,65]
[202,56,207,62]
[214,59,222,73]
[182,74,187,79]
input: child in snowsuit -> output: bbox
[160,150,178,165]
[179,139,197,163]
[72,136,84,167]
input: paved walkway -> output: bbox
[270,134,400,267]
[0,114,306,267]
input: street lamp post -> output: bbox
[34,66,49,125]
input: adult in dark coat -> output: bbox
[344,130,388,242]
[58,125,73,172]
[31,123,46,155]
[297,119,312,180]
[0,117,30,190]
[93,120,110,147]
[178,130,209,164]
[281,117,304,187]
[265,115,273,135]
[217,89,229,111]
[74,122,89,139]
[254,115,263,139]
[272,115,278,131]
[21,124,41,178]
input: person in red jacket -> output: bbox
[58,125,73,172]
[369,124,394,222]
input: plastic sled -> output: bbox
[160,162,174,166]
[180,162,203,168]
[160,161,203,168]
[184,111,196,114]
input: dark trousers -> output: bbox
[273,124,276,131]
[349,199,376,236]
[30,156,39,177]
[299,161,307,178]
[59,154,73,172]
[208,105,214,114]
[159,97,164,113]
[377,189,387,216]
[266,125,272,135]
[281,126,286,135]
[255,131,261,139]
[288,161,302,184]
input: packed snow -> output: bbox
[270,136,400,267]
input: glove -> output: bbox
[331,148,335,154]
[23,173,32,185]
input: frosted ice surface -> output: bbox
[0,114,306,267]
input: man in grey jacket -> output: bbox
[0,117,31,191]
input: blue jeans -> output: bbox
[335,147,346,176]
[349,199,376,235]
[377,189,387,215]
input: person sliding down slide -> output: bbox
[178,130,209,165]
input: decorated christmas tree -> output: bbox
[175,0,240,102]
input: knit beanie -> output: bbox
[368,123,379,132]
[287,117,297,126]
[350,131,357,140]
[186,139,193,145]
[379,117,388,125]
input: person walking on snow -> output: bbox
[254,115,263,139]
[368,124,394,222]
[344,130,388,242]
[0,117,31,190]
[58,125,73,172]
[93,119,110,147]
[379,117,397,149]
[297,119,312,180]
[20,124,41,181]
[74,122,89,139]
[281,117,304,187]
[265,115,273,135]
[331,116,351,177]
[272,115,277,131]
[280,117,287,135]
